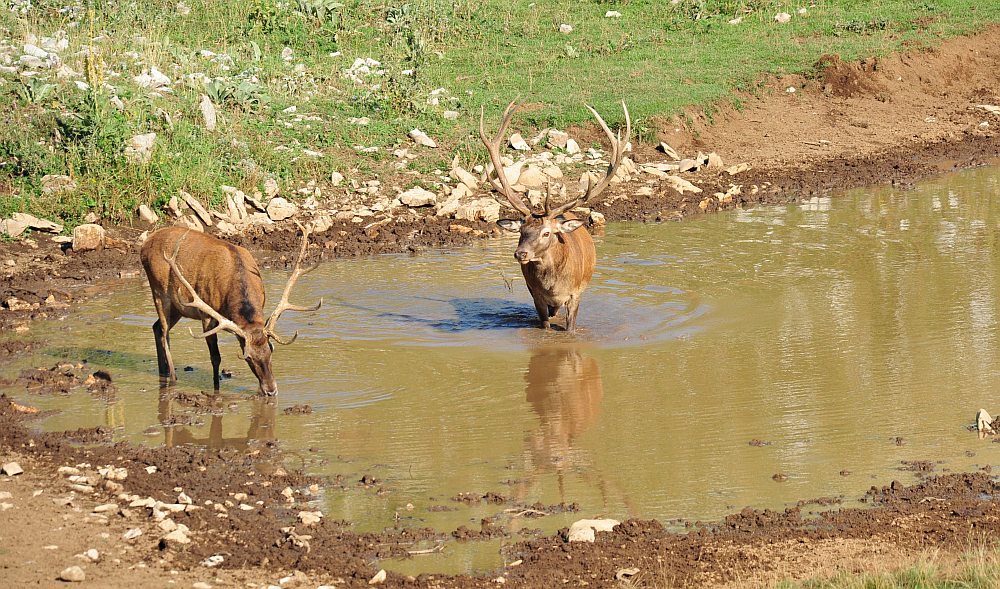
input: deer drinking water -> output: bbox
[139,223,321,395]
[480,100,631,331]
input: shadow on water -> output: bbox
[338,296,539,333]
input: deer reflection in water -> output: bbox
[513,343,633,526]
[157,390,276,450]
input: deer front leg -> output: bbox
[152,302,180,384]
[203,318,222,391]
[565,296,581,332]
[531,295,551,329]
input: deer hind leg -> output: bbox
[203,318,222,391]
[565,296,581,332]
[152,299,182,383]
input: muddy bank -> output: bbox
[2,394,999,588]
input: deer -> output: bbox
[139,223,321,395]
[480,99,630,331]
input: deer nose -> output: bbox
[514,250,529,261]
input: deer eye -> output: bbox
[542,231,550,237]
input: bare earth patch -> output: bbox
[3,26,1000,589]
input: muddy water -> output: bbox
[4,166,1000,573]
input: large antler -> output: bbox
[480,99,532,217]
[548,101,631,218]
[163,231,249,341]
[264,221,323,345]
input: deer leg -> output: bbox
[532,297,551,330]
[152,300,181,384]
[203,318,222,391]
[565,297,581,332]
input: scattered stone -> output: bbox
[330,171,345,187]
[123,528,143,540]
[567,518,620,543]
[449,224,474,235]
[79,549,99,562]
[663,175,702,194]
[201,555,224,567]
[41,174,77,196]
[409,128,437,148]
[707,152,724,168]
[298,510,323,526]
[559,23,573,34]
[58,566,86,582]
[13,212,63,233]
[615,568,640,581]
[977,409,994,434]
[192,583,212,589]
[797,7,808,15]
[369,569,387,585]
[508,133,530,151]
[590,211,606,226]
[456,198,502,223]
[167,194,182,217]
[199,95,217,131]
[0,217,29,238]
[605,10,622,18]
[264,177,280,198]
[125,132,157,164]
[677,158,700,173]
[181,191,214,227]
[161,528,191,545]
[726,163,752,175]
[450,162,479,190]
[565,138,581,155]
[977,104,1000,116]
[266,197,297,221]
[399,186,438,207]
[2,462,24,476]
[443,110,459,120]
[774,12,791,23]
[71,224,105,252]
[656,142,680,159]
[137,204,158,224]
[174,214,205,232]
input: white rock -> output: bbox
[193,583,212,589]
[517,166,547,189]
[162,528,190,544]
[282,47,294,62]
[264,177,280,198]
[797,7,808,15]
[409,128,437,148]
[656,142,680,159]
[41,174,77,196]
[72,224,105,252]
[177,492,192,505]
[547,130,569,149]
[369,569,387,585]
[605,10,622,17]
[59,566,86,582]
[298,510,323,526]
[590,211,606,226]
[726,163,752,176]
[663,175,702,195]
[1,462,24,476]
[450,164,479,190]
[509,133,530,151]
[567,518,620,542]
[399,187,438,207]
[201,555,225,567]
[977,104,1000,115]
[8,212,61,234]
[266,197,297,221]
[707,152,724,168]
[456,198,502,223]
[23,43,49,59]
[443,110,459,120]
[0,218,29,238]
[729,17,743,25]
[330,171,345,187]
[565,138,581,154]
[125,132,156,164]
[174,215,205,232]
[181,192,213,227]
[123,528,143,540]
[80,549,99,562]
[977,409,994,434]
[199,95,217,131]
[559,23,573,34]
[775,12,792,23]
[137,205,158,224]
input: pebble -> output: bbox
[192,583,212,589]
[123,527,142,540]
[2,462,24,476]
[0,491,11,500]
[59,566,86,582]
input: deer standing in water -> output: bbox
[480,100,630,331]
[139,223,321,395]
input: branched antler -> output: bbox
[264,221,323,345]
[479,98,532,216]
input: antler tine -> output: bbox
[162,234,249,341]
[479,98,532,216]
[549,101,631,218]
[265,221,323,344]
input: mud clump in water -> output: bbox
[2,362,116,397]
[282,404,313,415]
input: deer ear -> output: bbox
[557,219,585,233]
[497,219,523,232]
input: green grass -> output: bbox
[776,546,1000,589]
[1,0,1000,228]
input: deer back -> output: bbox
[140,227,266,328]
